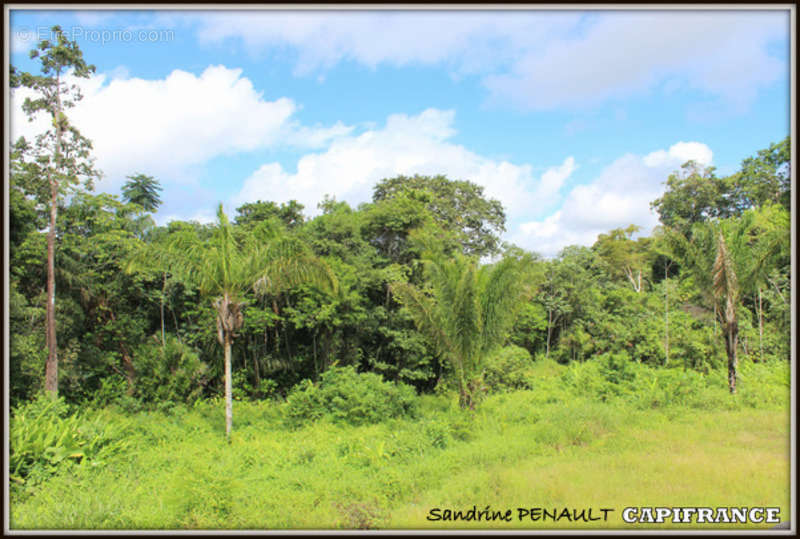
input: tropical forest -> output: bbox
[7,23,792,530]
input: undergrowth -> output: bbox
[8,356,790,529]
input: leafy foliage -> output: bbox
[10,395,130,487]
[373,174,506,257]
[482,345,534,393]
[6,102,791,437]
[6,34,792,524]
[391,240,534,408]
[121,173,163,213]
[284,366,418,427]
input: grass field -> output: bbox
[8,359,792,530]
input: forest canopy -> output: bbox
[8,27,792,425]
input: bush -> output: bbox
[284,366,418,427]
[131,335,208,404]
[483,345,534,393]
[737,359,790,408]
[555,353,788,411]
[629,367,721,409]
[233,371,279,401]
[9,395,130,487]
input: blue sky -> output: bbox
[8,8,791,256]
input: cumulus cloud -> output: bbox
[642,141,713,168]
[232,108,576,221]
[9,65,353,190]
[192,10,786,111]
[484,11,785,111]
[511,142,713,257]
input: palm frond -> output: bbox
[478,256,530,357]
[389,280,450,356]
[390,249,531,393]
[252,236,338,297]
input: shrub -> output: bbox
[131,335,208,404]
[483,345,534,393]
[284,366,418,427]
[596,351,637,386]
[561,360,615,401]
[233,371,279,401]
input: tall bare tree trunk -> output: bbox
[456,363,471,410]
[45,181,58,397]
[546,310,553,359]
[224,331,233,440]
[664,277,669,366]
[45,69,65,399]
[312,330,319,377]
[758,288,764,362]
[160,272,167,349]
[724,320,738,394]
[253,346,261,397]
[122,350,136,395]
[272,299,281,355]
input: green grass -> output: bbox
[9,359,791,530]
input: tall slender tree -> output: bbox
[664,206,786,393]
[11,26,100,397]
[129,204,336,439]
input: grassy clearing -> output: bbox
[9,359,791,530]
[389,408,790,529]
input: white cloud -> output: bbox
[73,11,120,26]
[642,141,713,168]
[192,10,786,111]
[156,209,217,226]
[536,156,576,200]
[285,122,355,148]
[232,108,575,221]
[486,11,786,111]
[193,11,578,76]
[9,65,353,190]
[512,142,713,257]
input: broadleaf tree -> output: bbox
[11,25,101,397]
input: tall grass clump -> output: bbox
[284,365,418,427]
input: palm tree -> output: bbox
[665,206,785,393]
[129,204,336,438]
[391,243,532,409]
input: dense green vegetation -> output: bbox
[9,359,789,529]
[8,26,792,530]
